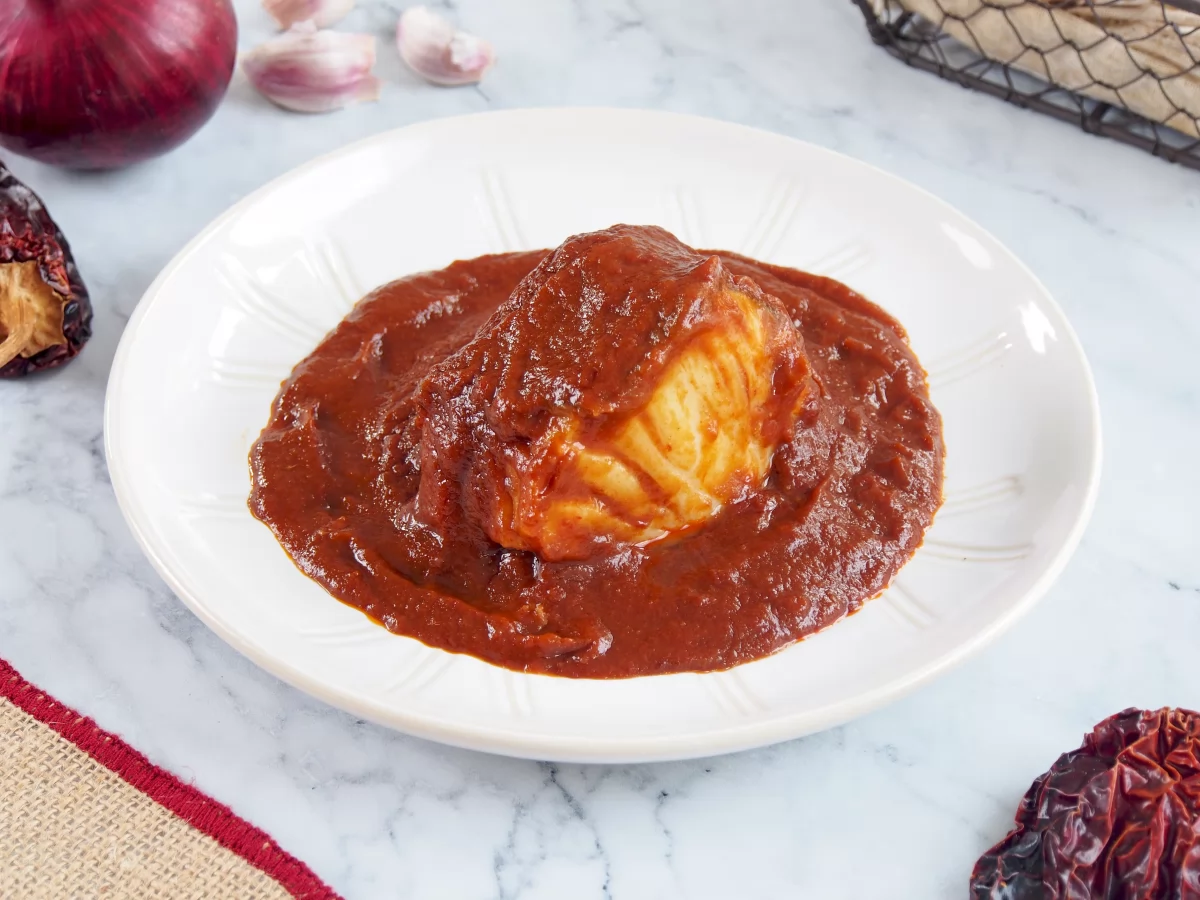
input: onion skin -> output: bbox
[0,0,238,169]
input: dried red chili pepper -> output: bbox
[971,707,1200,899]
[0,160,91,377]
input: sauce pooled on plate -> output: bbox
[250,225,943,677]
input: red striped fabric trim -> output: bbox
[0,657,341,900]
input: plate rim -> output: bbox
[103,108,1103,762]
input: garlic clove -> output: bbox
[263,0,356,30]
[397,6,495,86]
[243,24,381,113]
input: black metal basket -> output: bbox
[853,0,1200,169]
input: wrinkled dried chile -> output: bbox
[971,708,1200,899]
[0,160,91,377]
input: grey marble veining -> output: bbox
[2,1,1199,897]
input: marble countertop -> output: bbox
[3,0,1199,896]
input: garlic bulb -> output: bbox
[263,0,355,30]
[397,6,495,86]
[243,24,381,113]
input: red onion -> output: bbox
[0,0,238,169]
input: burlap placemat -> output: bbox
[0,659,342,900]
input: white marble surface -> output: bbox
[2,0,1199,896]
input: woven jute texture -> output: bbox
[0,696,292,900]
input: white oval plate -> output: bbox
[105,109,1100,763]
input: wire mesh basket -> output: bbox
[853,0,1200,169]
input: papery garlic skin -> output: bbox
[397,6,495,86]
[263,0,355,30]
[243,25,381,113]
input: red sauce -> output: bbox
[249,226,943,677]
